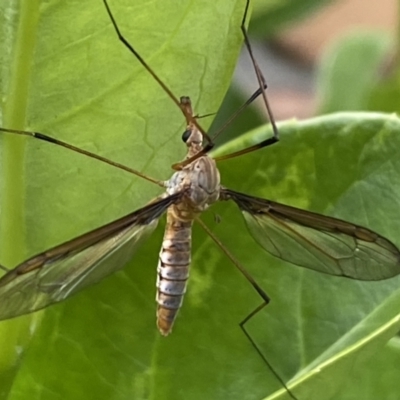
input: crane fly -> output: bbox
[1,1,400,399]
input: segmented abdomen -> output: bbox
[156,209,192,335]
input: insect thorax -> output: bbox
[165,155,220,220]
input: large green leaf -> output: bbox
[0,0,245,398]
[213,112,400,399]
[0,0,245,261]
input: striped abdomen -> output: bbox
[156,209,192,335]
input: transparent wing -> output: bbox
[221,188,400,281]
[0,194,181,320]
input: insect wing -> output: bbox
[222,188,400,281]
[0,194,180,320]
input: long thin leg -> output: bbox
[102,0,213,151]
[241,1,278,138]
[0,127,164,187]
[103,1,278,169]
[196,217,297,400]
[196,217,269,301]
[211,84,266,142]
[214,0,279,162]
[240,306,298,400]
[0,265,8,272]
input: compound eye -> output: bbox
[181,129,191,142]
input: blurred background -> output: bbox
[212,0,398,144]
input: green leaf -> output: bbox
[0,0,245,261]
[0,0,245,398]
[213,112,400,399]
[339,337,400,399]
